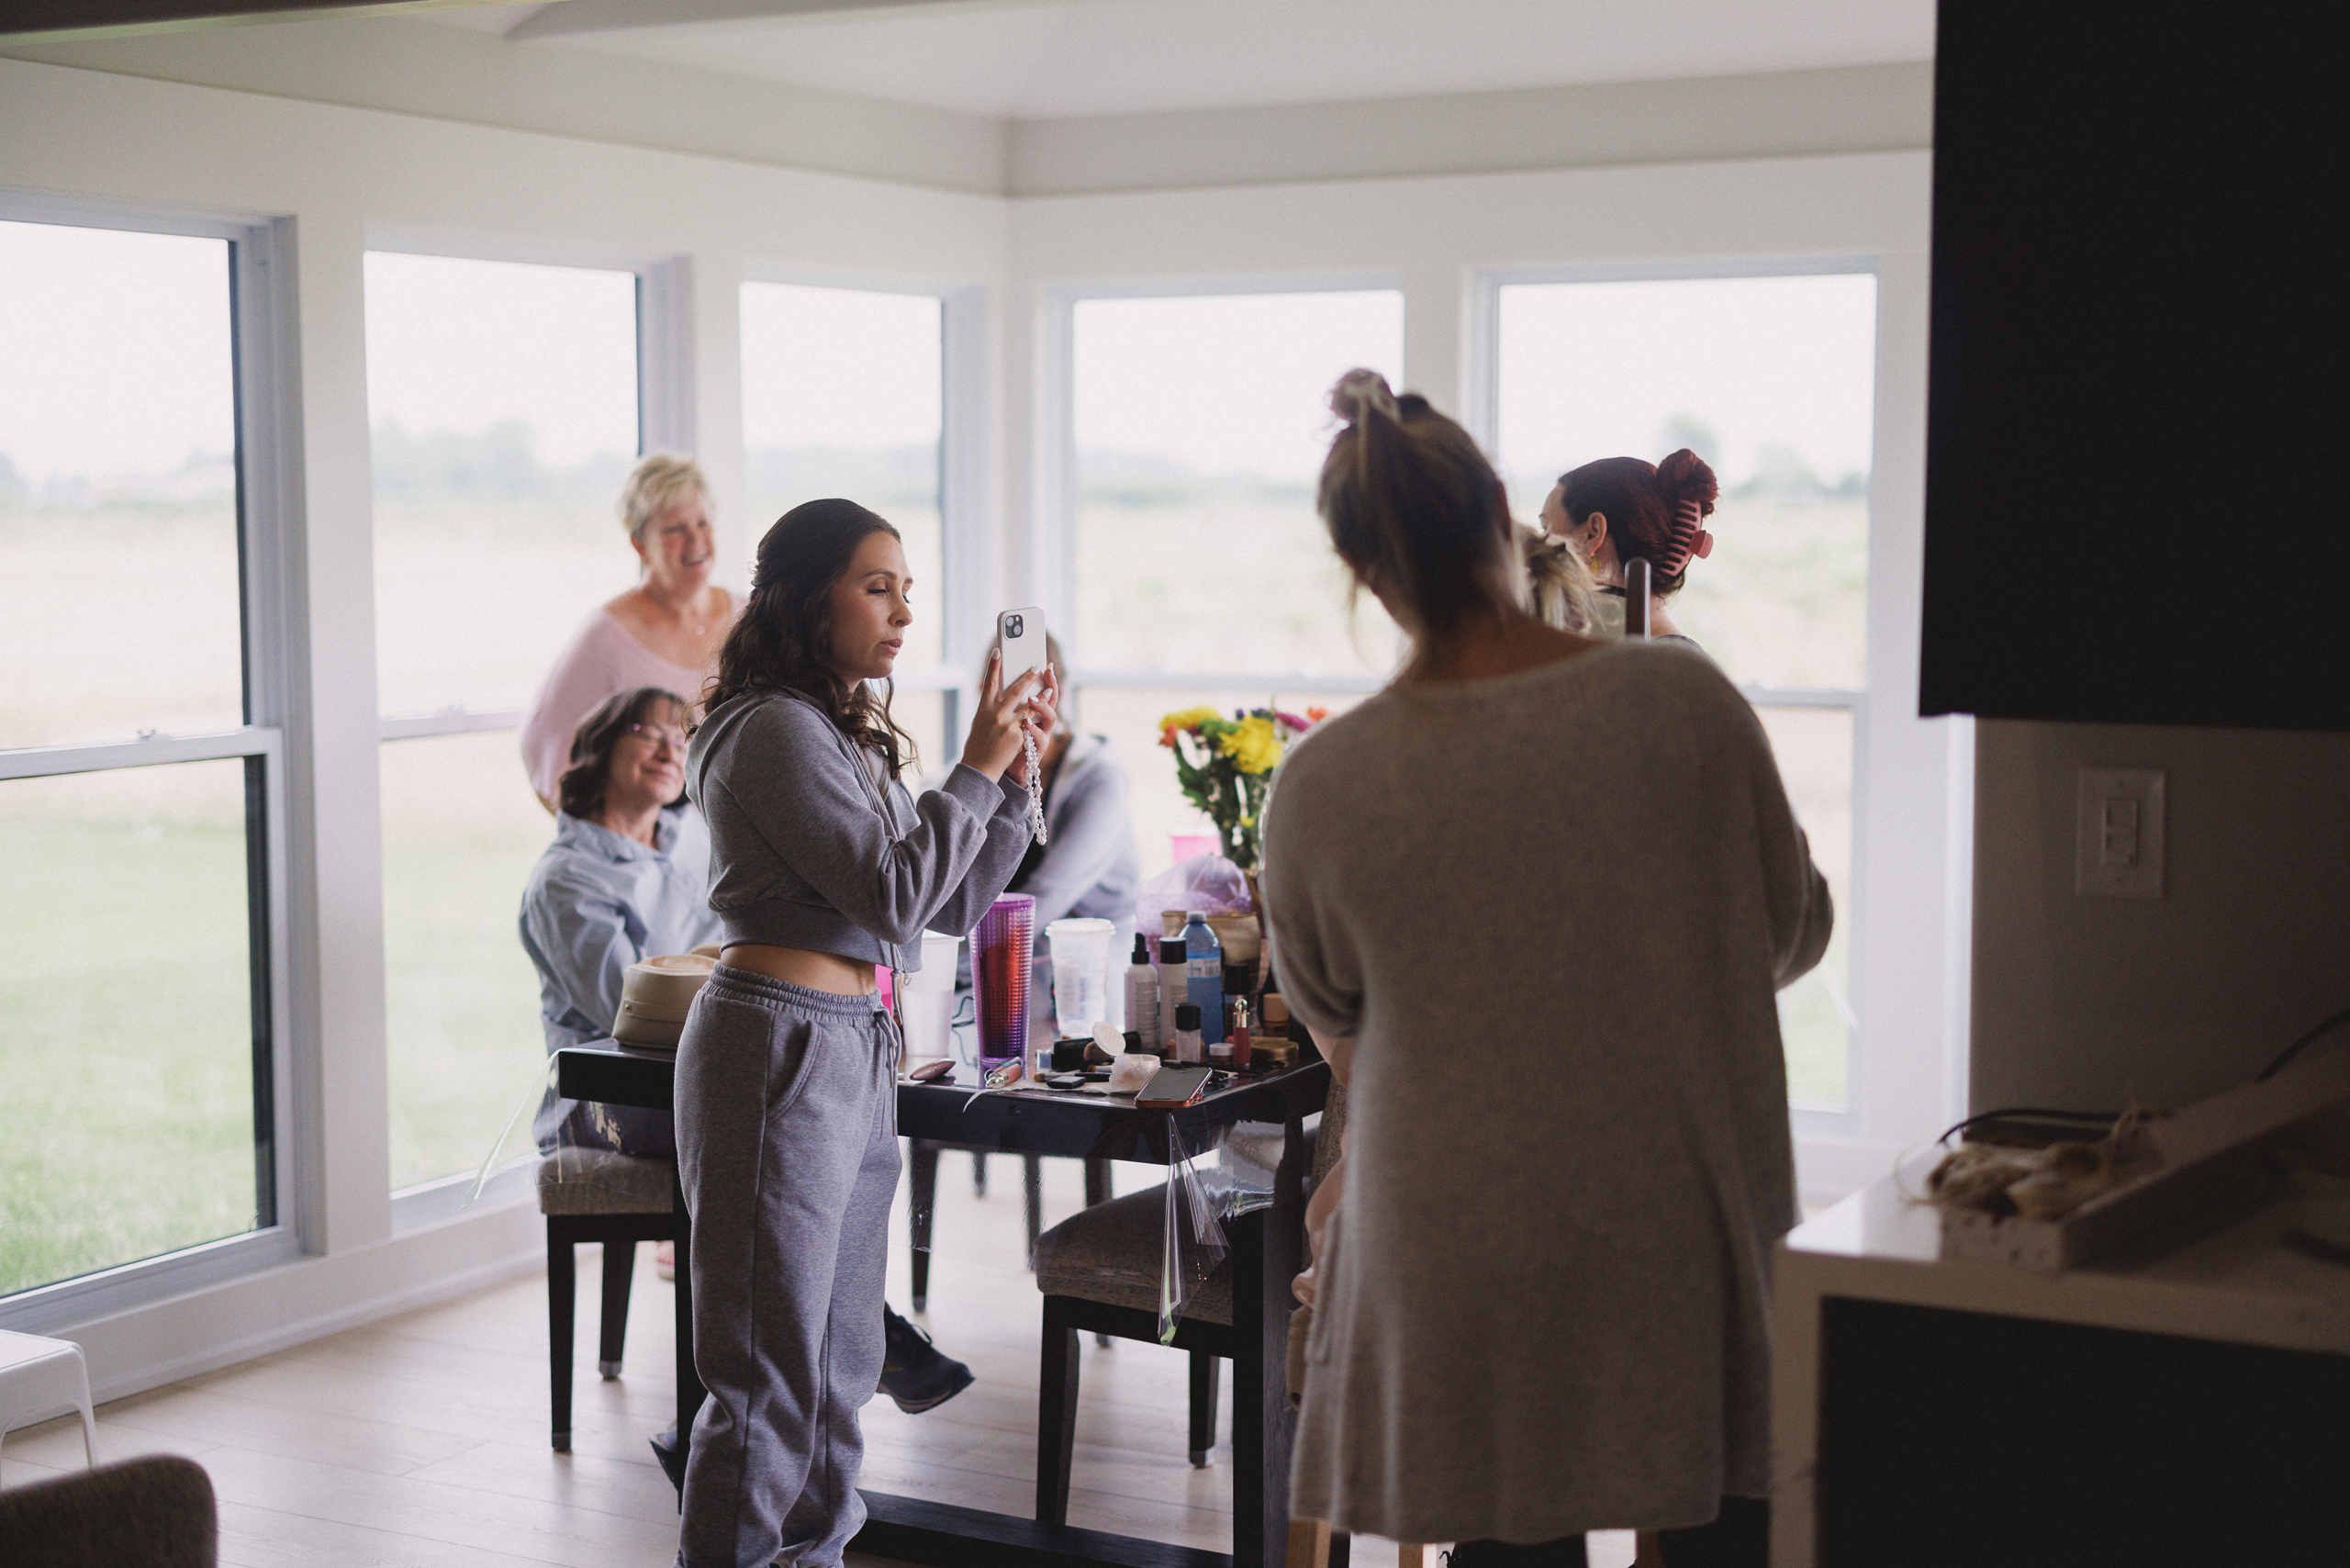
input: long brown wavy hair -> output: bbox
[701,498,919,778]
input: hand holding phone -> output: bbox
[960,609,1057,782]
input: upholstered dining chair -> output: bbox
[538,1148,686,1452]
[1031,1084,1339,1551]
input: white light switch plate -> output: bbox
[2076,766,2165,898]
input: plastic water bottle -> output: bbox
[1182,911,1224,1046]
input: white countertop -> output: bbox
[1779,1166,2350,1356]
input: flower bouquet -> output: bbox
[1157,705,1326,873]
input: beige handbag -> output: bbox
[611,953,716,1049]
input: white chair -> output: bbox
[0,1328,98,1467]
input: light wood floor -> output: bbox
[2,1150,1633,1567]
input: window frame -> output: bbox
[1039,273,1409,724]
[1471,256,1883,1129]
[736,264,974,763]
[359,235,662,1226]
[0,196,308,1331]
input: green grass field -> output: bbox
[0,764,259,1295]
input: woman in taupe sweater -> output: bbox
[1262,374,1830,1567]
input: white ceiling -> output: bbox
[421,0,1937,121]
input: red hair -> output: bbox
[1559,448,1720,594]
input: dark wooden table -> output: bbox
[554,1043,1329,1568]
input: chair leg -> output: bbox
[1035,1296,1081,1529]
[547,1221,574,1451]
[1024,1153,1045,1269]
[71,1355,96,1469]
[1083,1157,1113,1345]
[1190,1350,1221,1466]
[1284,1518,1331,1568]
[599,1239,636,1378]
[910,1139,939,1311]
[1396,1546,1423,1567]
[972,1150,988,1194]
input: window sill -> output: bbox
[0,1226,306,1337]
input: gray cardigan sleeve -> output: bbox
[711,700,1032,947]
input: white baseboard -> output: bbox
[33,1198,543,1410]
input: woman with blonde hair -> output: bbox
[1518,521,1598,634]
[520,453,740,806]
[1264,371,1829,1566]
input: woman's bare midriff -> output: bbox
[719,943,877,996]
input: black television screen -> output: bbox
[1918,6,2346,731]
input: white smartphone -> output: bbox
[996,607,1046,689]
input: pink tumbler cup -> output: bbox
[972,893,1035,1074]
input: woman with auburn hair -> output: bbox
[1539,450,1720,645]
[672,498,1052,1568]
[520,453,740,808]
[1263,372,1829,1566]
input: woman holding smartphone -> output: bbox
[676,498,1051,1568]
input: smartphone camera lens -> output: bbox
[1005,614,1024,638]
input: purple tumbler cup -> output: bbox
[972,893,1035,1075]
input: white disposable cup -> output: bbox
[1045,917,1115,1035]
[900,931,962,1062]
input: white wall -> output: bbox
[0,52,1007,1402]
[1970,721,2350,1114]
[1,47,1954,1394]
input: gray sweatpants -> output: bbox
[673,967,901,1568]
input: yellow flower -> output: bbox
[1217,715,1281,775]
[1158,706,1218,735]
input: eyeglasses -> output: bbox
[625,722,688,752]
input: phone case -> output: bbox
[997,607,1046,683]
[1136,1065,1213,1108]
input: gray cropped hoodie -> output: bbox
[687,686,1034,970]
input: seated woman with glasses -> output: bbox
[518,687,974,1452]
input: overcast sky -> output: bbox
[741,281,942,451]
[1497,272,1878,487]
[363,252,638,468]
[6,220,1872,496]
[0,221,236,484]
[1075,290,1405,482]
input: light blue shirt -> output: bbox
[518,805,722,1058]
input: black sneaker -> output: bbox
[650,1428,686,1493]
[880,1305,974,1414]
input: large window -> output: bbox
[1,216,281,1300]
[364,252,640,1197]
[1067,289,1404,874]
[1496,271,1876,1107]
[741,281,948,759]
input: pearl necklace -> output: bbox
[1023,728,1049,845]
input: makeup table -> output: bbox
[554,1043,1330,1568]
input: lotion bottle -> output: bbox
[1124,934,1161,1056]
